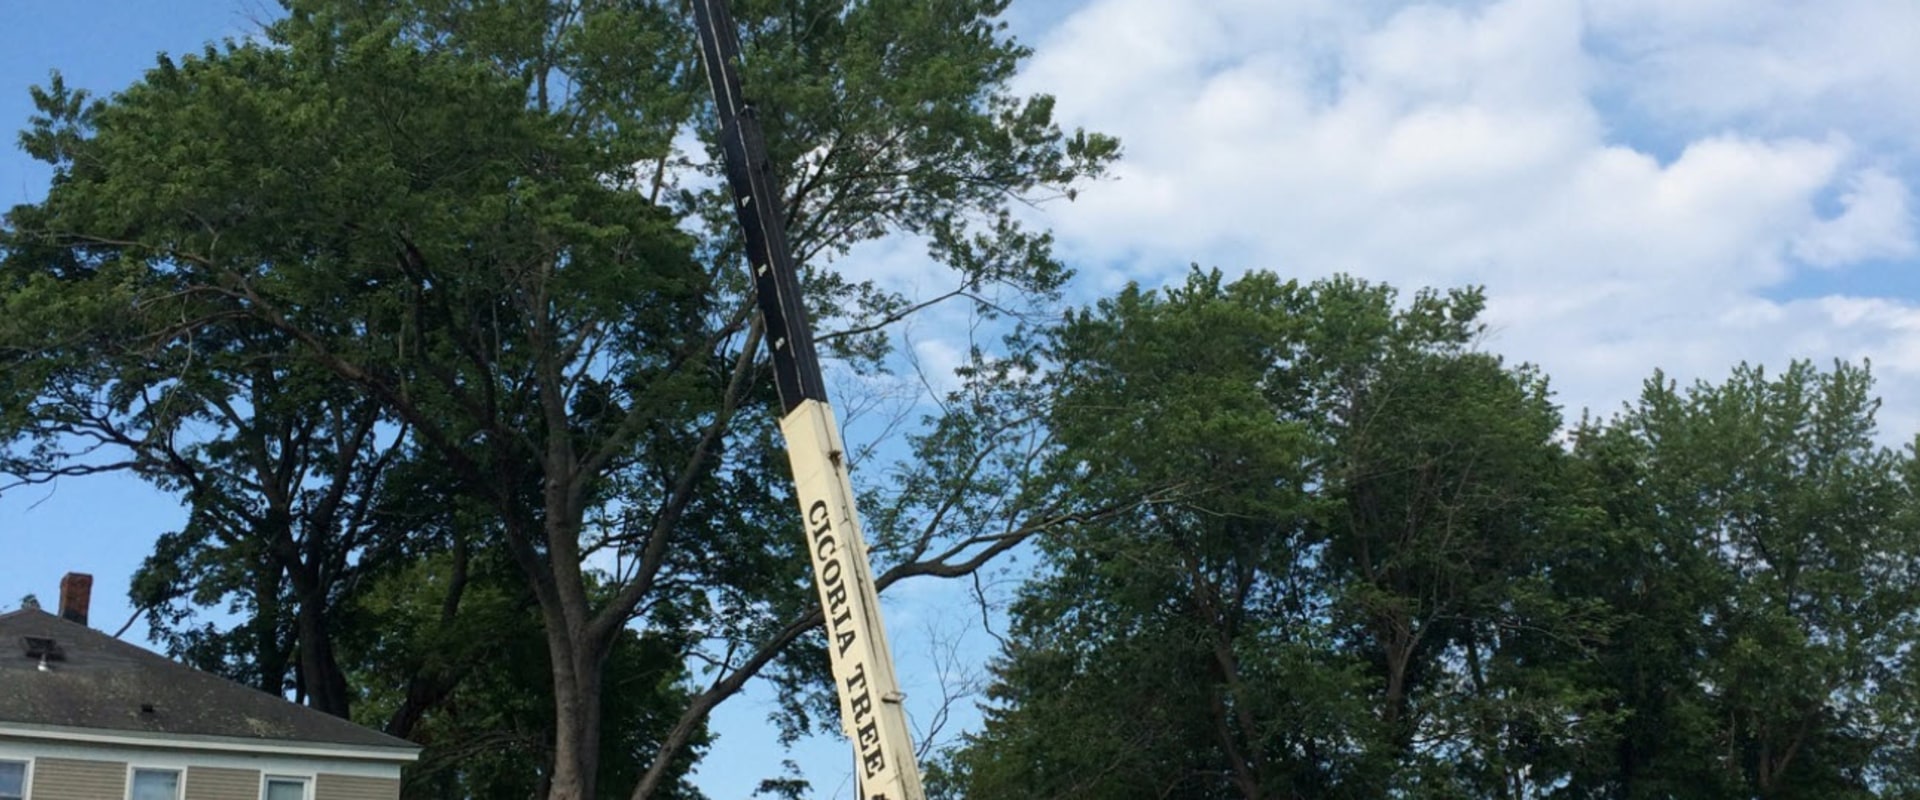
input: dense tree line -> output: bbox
[930,269,1920,800]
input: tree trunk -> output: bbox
[296,599,352,719]
[251,557,290,695]
[544,622,606,800]
[287,563,352,719]
[1209,686,1264,800]
[1379,613,1419,754]
[1465,632,1514,800]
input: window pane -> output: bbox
[131,768,181,800]
[0,761,22,799]
[265,778,307,800]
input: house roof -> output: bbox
[0,608,417,755]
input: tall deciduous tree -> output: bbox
[942,271,1610,799]
[3,1,1117,797]
[1,72,414,719]
[1567,361,1920,799]
[941,269,1920,799]
[946,270,1362,799]
[1307,279,1608,795]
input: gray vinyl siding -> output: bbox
[28,757,126,800]
[315,773,400,800]
[185,766,261,800]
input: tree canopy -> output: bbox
[2,1,1116,798]
[934,269,1920,800]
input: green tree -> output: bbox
[949,270,1370,799]
[1305,279,1610,796]
[344,548,706,799]
[943,271,1610,799]
[1567,361,1920,799]
[0,73,419,717]
[2,1,1117,797]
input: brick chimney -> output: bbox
[58,572,92,626]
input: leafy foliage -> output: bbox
[939,271,1920,800]
[1,1,1116,798]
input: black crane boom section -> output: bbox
[690,0,828,415]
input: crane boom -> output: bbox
[688,2,928,798]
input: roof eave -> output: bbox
[0,721,422,763]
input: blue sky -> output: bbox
[5,0,1920,798]
[0,2,271,207]
[996,0,1920,429]
[0,5,261,617]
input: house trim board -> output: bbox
[0,724,415,765]
[0,737,407,782]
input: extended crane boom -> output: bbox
[688,2,928,798]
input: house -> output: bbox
[0,573,419,800]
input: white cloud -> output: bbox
[1005,0,1920,427]
[705,3,1920,791]
[1585,0,1920,150]
[1793,169,1918,268]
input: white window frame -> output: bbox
[0,757,30,800]
[125,765,182,800]
[260,773,314,800]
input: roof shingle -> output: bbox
[0,608,416,753]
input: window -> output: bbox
[129,768,180,800]
[0,760,25,800]
[263,777,308,800]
